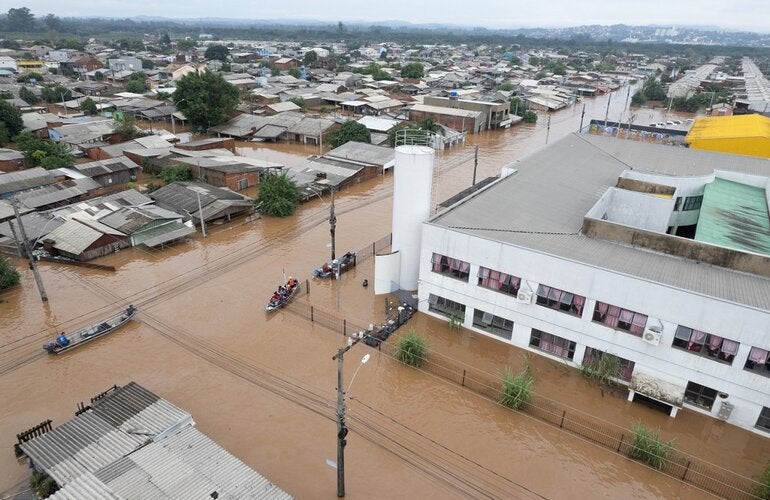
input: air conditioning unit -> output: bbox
[516,290,533,304]
[642,327,662,346]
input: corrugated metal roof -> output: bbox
[21,382,292,499]
[686,114,770,141]
[431,133,770,311]
[0,167,56,195]
[325,141,394,167]
[43,219,125,255]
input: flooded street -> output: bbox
[2,90,765,499]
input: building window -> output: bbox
[529,329,576,360]
[673,197,683,211]
[682,195,703,211]
[672,326,739,364]
[592,302,647,336]
[684,381,718,411]
[744,347,770,377]
[428,293,466,318]
[477,267,520,296]
[535,284,585,317]
[756,407,770,433]
[236,178,249,190]
[582,347,635,381]
[431,253,470,281]
[472,308,513,340]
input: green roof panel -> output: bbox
[695,177,770,256]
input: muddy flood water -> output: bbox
[2,90,769,499]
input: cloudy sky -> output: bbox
[12,0,770,33]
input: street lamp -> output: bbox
[333,342,369,497]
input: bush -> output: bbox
[628,422,675,470]
[757,461,770,499]
[30,470,58,497]
[0,256,20,291]
[395,328,428,367]
[447,313,462,330]
[257,171,301,217]
[499,359,533,410]
[160,164,193,184]
[580,352,622,386]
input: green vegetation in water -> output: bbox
[499,356,534,410]
[580,351,622,387]
[628,422,675,470]
[395,328,428,367]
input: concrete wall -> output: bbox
[417,222,770,436]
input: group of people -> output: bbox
[270,277,299,303]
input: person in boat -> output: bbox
[322,263,331,274]
[271,291,281,302]
[288,277,297,288]
[278,285,287,297]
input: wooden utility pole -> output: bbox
[579,103,586,132]
[472,145,478,186]
[329,190,336,261]
[334,347,347,497]
[12,199,47,302]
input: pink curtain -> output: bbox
[605,306,620,327]
[621,361,635,380]
[460,260,469,273]
[619,309,634,324]
[509,276,521,290]
[630,314,647,335]
[721,340,739,355]
[488,270,500,289]
[708,335,723,350]
[749,347,769,364]
[573,296,585,317]
[596,302,609,316]
[432,253,443,272]
[479,267,490,286]
[498,273,509,290]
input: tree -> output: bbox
[641,76,666,101]
[288,97,306,112]
[328,121,371,148]
[141,58,155,70]
[41,85,71,103]
[400,62,424,79]
[0,100,23,138]
[176,39,195,52]
[80,97,97,115]
[94,71,105,81]
[126,78,149,94]
[44,13,61,31]
[498,81,514,92]
[288,67,301,79]
[14,131,73,169]
[112,114,142,139]
[160,164,193,184]
[7,7,35,32]
[257,172,301,217]
[173,71,239,130]
[303,50,317,67]
[160,32,171,46]
[0,256,20,292]
[204,44,229,61]
[17,72,43,83]
[18,87,39,105]
[0,123,10,146]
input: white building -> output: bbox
[418,133,770,436]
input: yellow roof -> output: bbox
[686,114,770,142]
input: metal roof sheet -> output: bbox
[686,114,770,142]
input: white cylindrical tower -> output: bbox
[391,145,434,291]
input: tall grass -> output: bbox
[499,356,534,410]
[580,352,622,386]
[628,422,675,470]
[395,329,428,367]
[447,313,463,330]
[757,461,770,499]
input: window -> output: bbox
[428,293,466,318]
[472,308,513,340]
[236,178,249,190]
[744,347,770,377]
[477,267,520,296]
[672,326,739,364]
[529,329,576,360]
[673,197,683,211]
[684,381,718,411]
[682,195,703,211]
[583,347,635,381]
[592,302,647,336]
[756,407,770,433]
[431,253,470,281]
[535,284,585,317]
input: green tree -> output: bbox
[0,99,23,137]
[173,71,240,130]
[303,50,317,67]
[19,86,39,105]
[7,7,35,32]
[176,39,195,52]
[160,164,193,184]
[14,131,74,169]
[288,67,301,79]
[44,13,61,31]
[0,256,20,291]
[204,44,229,61]
[126,72,149,93]
[631,91,647,106]
[112,114,142,139]
[41,85,71,103]
[400,61,424,79]
[17,72,43,83]
[257,171,301,217]
[288,97,307,112]
[160,32,171,46]
[80,97,97,115]
[498,81,514,91]
[0,123,10,146]
[141,58,155,70]
[328,120,371,148]
[641,76,666,101]
[94,71,105,81]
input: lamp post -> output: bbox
[333,342,369,498]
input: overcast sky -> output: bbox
[13,0,770,33]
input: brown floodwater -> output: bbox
[1,89,762,499]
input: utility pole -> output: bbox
[578,103,586,132]
[329,190,336,261]
[472,145,478,186]
[545,113,551,144]
[334,346,347,497]
[604,91,612,127]
[196,191,207,237]
[12,199,48,302]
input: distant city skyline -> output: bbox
[9,0,770,34]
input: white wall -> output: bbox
[418,222,770,435]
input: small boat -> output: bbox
[266,278,301,312]
[43,305,137,354]
[313,252,356,279]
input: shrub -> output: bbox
[447,313,462,330]
[580,352,622,386]
[757,461,770,499]
[499,358,533,410]
[628,422,675,470]
[0,256,20,291]
[160,164,193,184]
[395,328,428,367]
